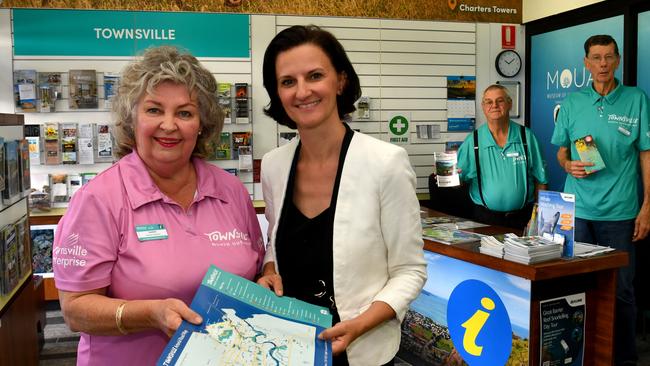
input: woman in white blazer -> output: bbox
[256,25,427,366]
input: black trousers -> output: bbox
[471,203,534,234]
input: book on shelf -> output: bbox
[1,224,19,295]
[24,124,41,165]
[69,69,98,109]
[537,190,576,258]
[78,123,95,164]
[18,139,31,193]
[15,216,31,279]
[3,140,21,204]
[574,134,605,174]
[157,265,332,366]
[44,122,60,165]
[60,123,78,164]
[13,69,37,112]
[422,227,483,245]
[38,72,62,112]
[0,138,4,195]
[217,82,233,124]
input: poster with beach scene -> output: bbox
[398,251,530,365]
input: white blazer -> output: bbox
[262,130,427,366]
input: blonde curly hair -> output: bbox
[112,45,223,159]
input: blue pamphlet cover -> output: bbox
[157,265,332,366]
[537,190,575,258]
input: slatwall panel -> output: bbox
[276,16,476,193]
[11,13,257,196]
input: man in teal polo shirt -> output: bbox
[457,84,548,230]
[552,34,650,366]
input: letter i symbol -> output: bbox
[461,297,495,356]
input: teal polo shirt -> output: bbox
[551,80,650,221]
[457,120,548,212]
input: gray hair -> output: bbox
[112,45,223,159]
[482,84,512,104]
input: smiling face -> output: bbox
[584,43,620,86]
[135,81,200,175]
[275,43,346,130]
[481,88,511,124]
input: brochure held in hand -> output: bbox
[157,265,332,366]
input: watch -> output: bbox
[495,50,522,78]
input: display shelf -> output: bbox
[0,271,31,316]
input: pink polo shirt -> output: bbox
[53,151,264,366]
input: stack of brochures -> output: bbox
[421,216,488,230]
[573,242,615,258]
[503,235,563,264]
[422,227,483,245]
[478,233,518,258]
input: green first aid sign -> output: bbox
[388,113,410,144]
[12,9,250,58]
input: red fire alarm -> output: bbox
[502,25,516,49]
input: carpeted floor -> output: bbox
[39,302,650,366]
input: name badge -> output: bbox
[136,224,168,241]
[618,126,631,136]
[506,152,519,158]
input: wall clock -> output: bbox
[495,49,522,78]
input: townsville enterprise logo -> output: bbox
[447,279,513,365]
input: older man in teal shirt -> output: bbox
[457,84,548,230]
[552,34,650,366]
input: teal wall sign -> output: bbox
[13,9,250,58]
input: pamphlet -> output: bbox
[157,265,332,366]
[422,227,483,245]
[574,135,605,174]
[540,293,585,366]
[434,151,460,187]
[537,190,575,258]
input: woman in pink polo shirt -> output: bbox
[53,46,264,365]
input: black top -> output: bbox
[275,124,354,325]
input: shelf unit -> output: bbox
[0,113,42,366]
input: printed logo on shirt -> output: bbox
[52,233,88,268]
[204,229,250,247]
[607,113,638,127]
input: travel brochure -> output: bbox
[574,135,605,174]
[537,190,576,258]
[540,293,585,366]
[422,227,483,245]
[157,265,332,366]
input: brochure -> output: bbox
[157,265,332,366]
[574,135,605,174]
[434,151,460,187]
[422,227,483,245]
[537,190,576,258]
[540,293,585,366]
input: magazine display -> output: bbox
[217,82,233,124]
[157,265,332,366]
[3,141,20,204]
[574,135,605,174]
[537,190,576,258]
[213,132,231,160]
[96,124,114,162]
[44,122,60,165]
[24,124,41,165]
[60,123,78,164]
[103,74,119,109]
[38,72,62,112]
[234,83,249,122]
[232,132,251,159]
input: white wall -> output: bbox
[522,0,604,23]
[1,10,527,196]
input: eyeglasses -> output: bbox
[482,98,508,107]
[587,54,618,64]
